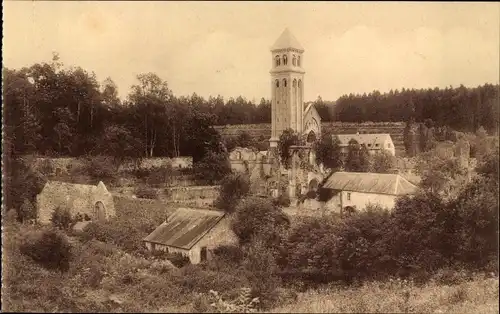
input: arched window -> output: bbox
[298,79,302,88]
[283,79,287,88]
[275,80,279,88]
[297,55,301,67]
[292,55,297,66]
[236,151,242,160]
[283,54,288,65]
[275,55,280,67]
[293,79,297,88]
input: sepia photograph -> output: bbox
[2,1,499,313]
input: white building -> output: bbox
[320,172,417,214]
[337,133,396,156]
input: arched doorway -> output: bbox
[308,179,319,192]
[306,130,317,143]
[94,201,107,222]
[342,206,356,217]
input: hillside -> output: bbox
[215,122,407,156]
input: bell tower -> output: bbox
[269,28,305,148]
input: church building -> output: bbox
[269,28,321,147]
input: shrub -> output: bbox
[232,197,290,248]
[213,245,245,264]
[193,151,231,185]
[134,185,159,199]
[143,165,173,187]
[214,173,251,213]
[19,229,72,273]
[51,206,73,230]
[19,199,37,222]
[79,155,117,183]
[166,252,191,268]
[273,194,291,207]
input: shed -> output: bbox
[36,180,115,224]
[143,208,236,264]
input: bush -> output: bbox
[193,151,231,185]
[19,199,37,222]
[273,194,291,207]
[214,173,251,213]
[79,155,117,183]
[232,197,290,248]
[213,245,245,264]
[143,165,173,187]
[166,252,191,268]
[51,206,73,230]
[19,229,72,273]
[134,185,159,199]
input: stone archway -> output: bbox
[94,201,107,222]
[342,206,356,217]
[306,130,317,143]
[308,179,319,192]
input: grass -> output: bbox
[271,277,499,313]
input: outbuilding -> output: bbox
[143,208,237,264]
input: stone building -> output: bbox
[36,180,115,224]
[143,208,236,264]
[319,172,417,214]
[337,133,396,157]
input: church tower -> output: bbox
[269,28,305,148]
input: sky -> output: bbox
[3,1,500,102]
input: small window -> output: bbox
[297,55,301,66]
[375,144,380,147]
[347,192,351,201]
[275,55,280,67]
[276,80,279,88]
[292,55,297,66]
[283,79,287,87]
[367,143,372,147]
[283,54,288,65]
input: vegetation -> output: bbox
[214,173,251,213]
[344,139,371,172]
[314,130,342,171]
[277,129,302,168]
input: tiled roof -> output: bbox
[323,172,418,195]
[143,208,225,250]
[271,28,304,51]
[336,133,392,148]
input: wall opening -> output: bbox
[94,201,106,222]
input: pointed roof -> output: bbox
[271,28,304,52]
[323,172,418,196]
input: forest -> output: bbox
[4,54,499,160]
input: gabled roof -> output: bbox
[336,134,392,148]
[271,28,304,52]
[143,208,225,250]
[323,172,417,195]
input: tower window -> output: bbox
[275,55,280,67]
[283,54,288,65]
[283,79,287,87]
[275,80,279,88]
[292,55,297,66]
[297,55,301,67]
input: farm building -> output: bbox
[319,172,417,214]
[143,208,237,264]
[337,133,396,156]
[36,180,115,224]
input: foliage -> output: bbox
[19,199,37,223]
[345,139,371,172]
[370,150,396,173]
[231,197,290,248]
[213,245,245,264]
[193,151,231,185]
[203,288,260,313]
[214,173,251,213]
[4,156,47,222]
[51,206,73,230]
[314,131,342,170]
[273,193,291,208]
[166,252,191,268]
[134,185,159,199]
[278,129,301,168]
[236,131,254,148]
[142,165,174,187]
[19,229,72,273]
[78,155,117,183]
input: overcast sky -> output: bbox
[4,1,499,102]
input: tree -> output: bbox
[278,129,301,169]
[231,197,290,248]
[236,131,254,148]
[193,151,231,185]
[214,173,251,213]
[314,131,342,170]
[344,139,370,172]
[96,125,143,168]
[370,150,396,173]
